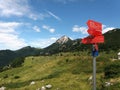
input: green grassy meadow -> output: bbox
[0,51,120,90]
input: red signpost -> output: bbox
[82,20,104,44]
[81,35,104,44]
[81,20,104,90]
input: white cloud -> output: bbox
[42,25,50,30]
[0,0,29,17]
[50,37,57,41]
[0,22,20,28]
[72,25,87,34]
[72,24,115,35]
[0,22,27,50]
[33,26,41,32]
[46,10,61,21]
[29,13,50,21]
[102,25,115,33]
[29,37,57,48]
[49,28,55,33]
[42,25,55,33]
[0,0,50,20]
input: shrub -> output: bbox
[65,59,69,63]
[41,70,62,80]
[4,81,29,88]
[14,76,20,79]
[3,74,8,79]
[104,61,120,78]
[10,57,25,68]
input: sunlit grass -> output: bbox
[0,51,119,90]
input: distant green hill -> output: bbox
[0,46,41,67]
[0,50,16,66]
[15,46,41,57]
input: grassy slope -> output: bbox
[0,51,119,90]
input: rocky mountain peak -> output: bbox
[56,35,71,44]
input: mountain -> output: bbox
[42,35,91,55]
[41,35,73,55]
[0,46,41,67]
[0,28,120,67]
[43,29,120,54]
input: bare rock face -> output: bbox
[56,35,71,44]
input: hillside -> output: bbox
[100,29,120,51]
[0,51,120,90]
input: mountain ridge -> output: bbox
[0,28,120,67]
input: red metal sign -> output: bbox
[87,20,102,36]
[81,20,104,44]
[81,35,104,44]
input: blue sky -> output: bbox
[0,0,119,50]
